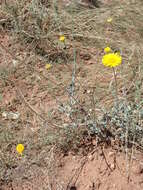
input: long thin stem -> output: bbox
[112,67,119,107]
[69,8,77,106]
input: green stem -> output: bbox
[112,67,119,107]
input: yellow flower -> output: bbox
[16,144,24,155]
[45,63,52,70]
[107,18,112,23]
[104,47,111,53]
[102,53,122,67]
[59,35,65,42]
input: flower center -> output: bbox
[109,57,116,64]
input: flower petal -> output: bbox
[102,53,122,67]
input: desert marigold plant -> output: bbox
[45,63,52,70]
[102,53,122,67]
[104,46,111,53]
[59,35,65,42]
[107,17,112,23]
[16,144,24,155]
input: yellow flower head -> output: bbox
[45,63,52,70]
[16,144,24,155]
[107,18,112,23]
[104,47,111,53]
[59,35,65,42]
[102,53,122,67]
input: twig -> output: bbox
[112,67,119,106]
[69,10,77,106]
[101,147,113,172]
[66,157,88,190]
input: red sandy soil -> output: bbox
[1,148,143,190]
[58,149,143,190]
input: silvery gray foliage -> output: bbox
[87,101,143,146]
[87,120,100,134]
[101,102,142,145]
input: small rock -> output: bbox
[108,151,115,157]
[110,163,115,170]
[92,139,97,146]
[87,90,91,94]
[2,111,20,120]
[2,111,7,118]
[88,154,94,161]
[8,112,20,120]
[12,59,19,67]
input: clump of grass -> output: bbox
[2,1,69,62]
